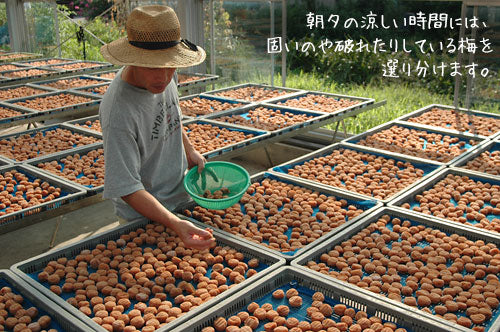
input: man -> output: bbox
[99,5,214,250]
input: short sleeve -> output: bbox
[102,126,144,199]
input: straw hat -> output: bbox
[100,5,206,68]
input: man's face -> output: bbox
[129,66,176,94]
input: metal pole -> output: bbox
[453,1,467,109]
[52,1,61,57]
[210,0,215,76]
[282,0,286,87]
[465,5,478,110]
[270,0,275,86]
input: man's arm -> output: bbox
[122,189,214,250]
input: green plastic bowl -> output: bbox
[184,161,250,210]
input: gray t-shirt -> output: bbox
[99,68,189,220]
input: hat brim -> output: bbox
[101,37,206,68]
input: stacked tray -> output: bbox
[177,72,218,88]
[42,60,114,75]
[0,123,102,164]
[450,139,500,178]
[0,52,41,63]
[268,90,375,116]
[2,90,101,117]
[0,269,89,331]
[0,63,31,72]
[203,83,304,103]
[344,120,485,165]
[30,75,110,91]
[182,119,270,159]
[291,206,500,332]
[178,171,381,262]
[71,82,110,98]
[0,83,57,101]
[86,69,118,80]
[13,57,77,67]
[0,67,63,86]
[179,94,251,118]
[172,266,456,332]
[0,102,38,128]
[271,142,443,204]
[204,102,330,138]
[27,143,105,195]
[65,115,102,134]
[395,104,500,139]
[388,167,500,237]
[11,217,285,332]
[0,164,86,233]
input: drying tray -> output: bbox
[271,142,444,205]
[450,139,500,179]
[65,114,102,133]
[26,142,105,195]
[42,60,114,75]
[177,72,219,88]
[291,206,500,332]
[171,265,456,332]
[0,269,90,331]
[0,82,58,101]
[0,52,41,63]
[29,74,110,91]
[0,164,86,234]
[11,217,285,332]
[204,102,330,138]
[2,90,101,117]
[203,82,305,103]
[85,69,118,80]
[0,63,33,72]
[177,171,381,262]
[0,67,63,86]
[394,103,500,139]
[0,123,102,164]
[183,118,270,159]
[0,101,39,129]
[387,167,500,238]
[70,82,110,97]
[12,57,77,67]
[344,120,485,165]
[267,90,375,116]
[179,93,252,118]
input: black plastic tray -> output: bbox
[450,139,500,179]
[177,72,219,88]
[64,114,102,133]
[172,266,456,332]
[203,82,305,103]
[267,90,375,116]
[26,142,105,195]
[0,83,58,101]
[0,164,86,233]
[395,103,500,139]
[271,142,444,204]
[2,90,101,115]
[11,217,285,332]
[344,120,485,165]
[291,207,500,332]
[43,60,114,74]
[0,123,102,163]
[0,101,38,127]
[0,269,90,331]
[70,82,110,98]
[204,102,330,138]
[178,171,381,262]
[179,93,252,118]
[30,75,110,91]
[183,118,270,159]
[387,167,500,238]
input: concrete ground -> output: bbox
[0,140,314,269]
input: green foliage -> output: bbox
[25,2,57,51]
[0,3,6,26]
[46,6,124,61]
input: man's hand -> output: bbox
[173,218,215,250]
[186,148,206,174]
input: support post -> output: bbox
[282,0,287,87]
[6,0,30,51]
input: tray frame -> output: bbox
[11,217,286,332]
[291,206,500,332]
